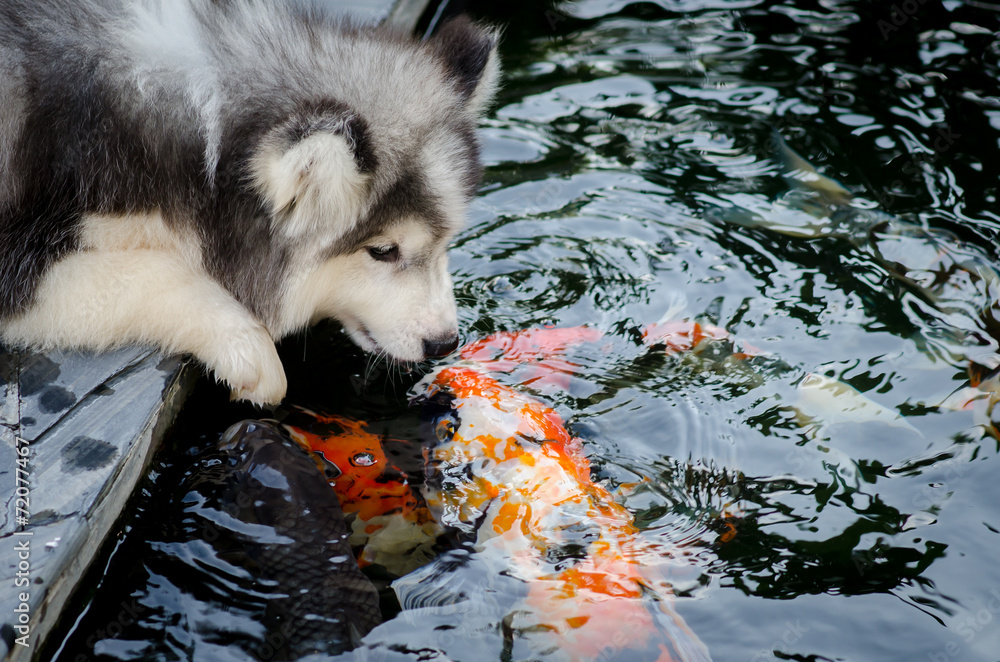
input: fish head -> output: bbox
[284,414,389,497]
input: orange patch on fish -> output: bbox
[285,414,440,573]
[418,362,712,659]
[287,417,416,523]
[460,326,604,366]
[459,326,605,390]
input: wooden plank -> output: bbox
[16,347,152,446]
[0,352,194,660]
[1,347,20,538]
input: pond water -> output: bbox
[53,1,1000,661]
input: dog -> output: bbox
[0,0,500,405]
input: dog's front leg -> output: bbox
[1,250,287,405]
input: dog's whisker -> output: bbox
[368,346,389,390]
[368,349,384,385]
[363,349,380,388]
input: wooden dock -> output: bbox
[0,1,434,659]
[0,349,194,659]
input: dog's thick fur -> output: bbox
[0,0,500,404]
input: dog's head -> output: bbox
[250,17,500,362]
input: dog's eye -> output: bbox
[367,245,400,262]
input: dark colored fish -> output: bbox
[200,420,382,659]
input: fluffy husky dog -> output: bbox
[0,0,500,405]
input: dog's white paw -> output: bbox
[199,324,288,406]
[229,353,288,407]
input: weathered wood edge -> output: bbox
[1,357,195,662]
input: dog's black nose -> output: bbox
[423,335,459,359]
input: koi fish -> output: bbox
[286,321,933,660]
[456,324,605,391]
[283,409,440,576]
[285,325,718,660]
[401,361,714,662]
[641,320,920,435]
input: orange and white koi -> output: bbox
[407,358,713,661]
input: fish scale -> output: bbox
[211,420,382,659]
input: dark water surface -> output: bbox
[54,1,1000,661]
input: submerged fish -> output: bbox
[289,326,716,661]
[203,420,382,659]
[640,320,915,434]
[706,131,1000,331]
[404,361,714,662]
[284,410,440,575]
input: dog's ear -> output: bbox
[430,16,501,116]
[251,103,376,239]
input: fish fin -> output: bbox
[653,293,690,325]
[771,129,853,207]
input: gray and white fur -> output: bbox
[0,0,500,404]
